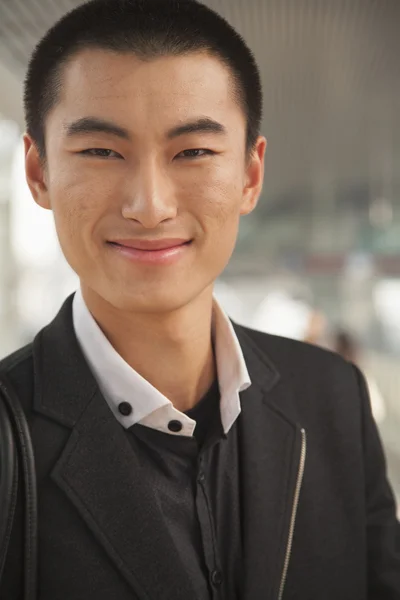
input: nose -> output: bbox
[121,161,178,228]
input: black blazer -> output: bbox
[1,296,399,600]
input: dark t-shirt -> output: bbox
[126,380,243,600]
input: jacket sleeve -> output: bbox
[354,366,400,599]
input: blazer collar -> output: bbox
[33,295,98,428]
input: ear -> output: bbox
[24,134,51,210]
[240,136,267,216]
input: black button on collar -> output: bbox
[211,569,223,587]
[118,402,133,417]
[168,420,183,433]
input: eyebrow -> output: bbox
[64,117,131,141]
[63,116,227,142]
[166,117,227,139]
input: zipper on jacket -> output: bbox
[278,427,307,600]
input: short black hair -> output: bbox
[24,0,263,159]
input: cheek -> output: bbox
[181,166,243,277]
[186,164,245,233]
[183,154,244,206]
[51,185,95,250]
[48,166,118,245]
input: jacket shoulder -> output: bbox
[236,323,355,381]
[0,342,33,373]
[0,343,35,412]
[236,324,367,432]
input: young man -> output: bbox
[0,0,399,598]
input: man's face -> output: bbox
[25,49,266,313]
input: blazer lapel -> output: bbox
[51,389,196,600]
[33,296,196,600]
[234,326,306,600]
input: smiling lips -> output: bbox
[108,238,192,264]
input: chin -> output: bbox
[104,285,198,315]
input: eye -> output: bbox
[176,149,215,159]
[79,148,123,159]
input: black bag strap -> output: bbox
[0,376,38,600]
[0,386,18,575]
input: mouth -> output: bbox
[106,238,193,265]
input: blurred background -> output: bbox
[0,0,399,508]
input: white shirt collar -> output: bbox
[72,289,251,437]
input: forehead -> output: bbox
[51,48,245,133]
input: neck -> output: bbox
[81,285,216,413]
